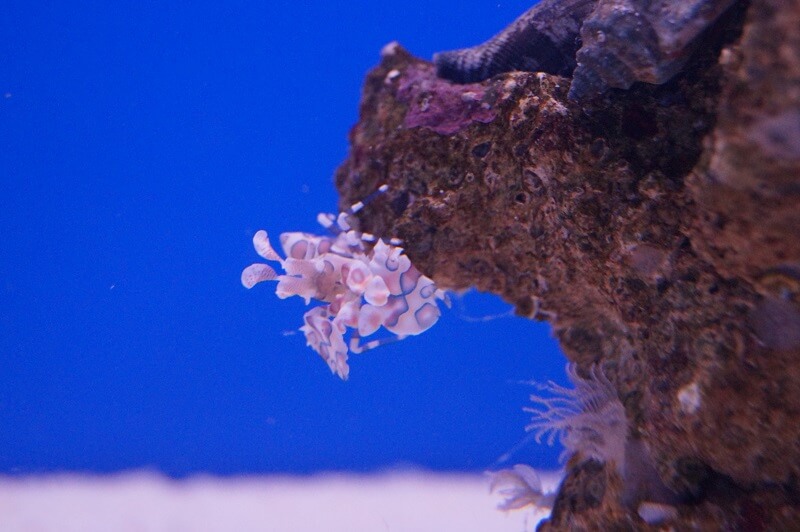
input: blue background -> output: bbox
[0,1,566,477]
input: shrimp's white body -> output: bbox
[242,185,449,380]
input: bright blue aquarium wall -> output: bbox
[0,0,568,477]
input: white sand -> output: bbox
[0,471,559,531]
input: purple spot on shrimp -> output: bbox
[385,254,400,271]
[419,281,436,299]
[382,295,410,328]
[415,302,440,331]
[290,240,309,259]
[400,267,422,294]
[319,320,333,337]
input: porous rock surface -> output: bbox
[334,1,800,529]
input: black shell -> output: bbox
[434,0,738,99]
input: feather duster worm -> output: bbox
[526,364,628,468]
[514,364,680,524]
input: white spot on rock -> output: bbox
[384,69,401,84]
[677,382,701,414]
[380,41,400,58]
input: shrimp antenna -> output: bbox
[317,184,401,244]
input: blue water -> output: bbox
[0,0,567,477]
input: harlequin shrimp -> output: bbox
[241,185,450,380]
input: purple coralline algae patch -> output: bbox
[395,64,497,135]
